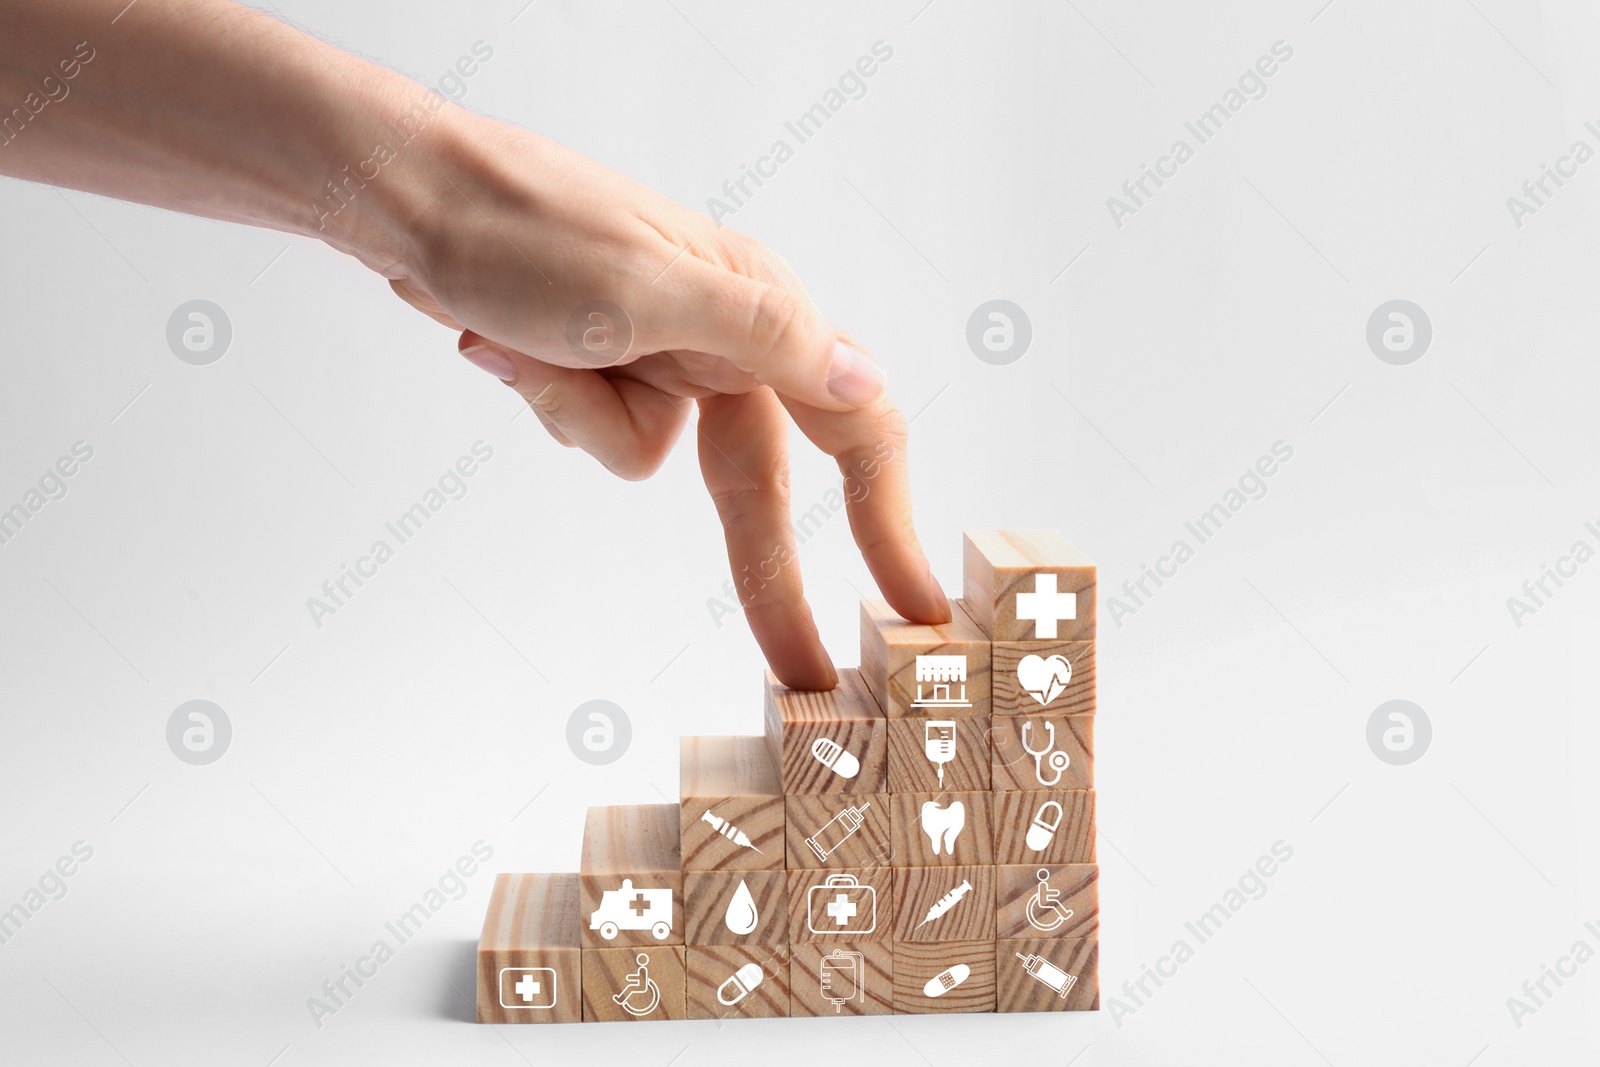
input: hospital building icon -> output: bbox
[912,655,971,709]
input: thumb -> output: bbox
[659,256,888,411]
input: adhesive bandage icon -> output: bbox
[810,737,860,779]
[923,964,971,998]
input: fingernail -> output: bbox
[460,343,516,383]
[927,567,952,620]
[827,341,887,406]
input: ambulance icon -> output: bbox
[590,878,673,941]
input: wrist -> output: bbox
[305,67,488,279]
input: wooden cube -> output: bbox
[995,864,1099,940]
[997,938,1099,1012]
[679,736,784,871]
[991,714,1094,791]
[686,945,791,1019]
[963,530,1096,642]
[682,871,788,946]
[889,791,994,867]
[789,941,894,1016]
[991,639,1096,716]
[992,790,1096,865]
[579,804,683,948]
[891,940,997,1014]
[764,668,887,795]
[476,873,582,1024]
[887,715,991,793]
[892,866,996,942]
[859,598,991,718]
[784,867,892,942]
[581,946,687,1022]
[783,794,891,869]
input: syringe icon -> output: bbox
[1015,952,1078,998]
[804,802,872,862]
[917,878,973,927]
[701,809,762,853]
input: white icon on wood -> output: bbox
[498,967,557,1010]
[919,799,966,856]
[1015,573,1076,638]
[1015,951,1077,998]
[717,962,765,1006]
[612,953,662,1016]
[1026,800,1063,852]
[916,877,973,928]
[806,873,878,935]
[1025,868,1075,933]
[924,963,972,997]
[820,949,865,1013]
[723,878,759,935]
[912,655,971,708]
[1020,720,1070,787]
[589,878,672,940]
[1017,653,1072,706]
[923,720,956,785]
[810,736,860,779]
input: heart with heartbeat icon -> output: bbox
[1017,653,1072,706]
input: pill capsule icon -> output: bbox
[716,962,765,1006]
[923,963,971,998]
[810,737,860,779]
[1026,800,1063,852]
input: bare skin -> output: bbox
[0,0,950,688]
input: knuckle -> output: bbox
[746,286,809,367]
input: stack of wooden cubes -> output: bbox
[476,530,1099,1022]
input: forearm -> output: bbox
[0,0,450,271]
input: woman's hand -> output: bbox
[0,0,950,688]
[379,116,950,688]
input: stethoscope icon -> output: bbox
[1020,720,1070,787]
[1025,868,1075,933]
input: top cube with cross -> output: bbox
[963,530,1096,643]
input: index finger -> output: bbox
[782,394,951,627]
[696,388,838,690]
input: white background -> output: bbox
[2,1,1597,1064]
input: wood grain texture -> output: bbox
[963,530,1096,642]
[991,714,1094,791]
[858,598,991,718]
[682,871,788,946]
[888,791,994,867]
[783,794,892,870]
[789,941,894,1016]
[680,735,782,796]
[579,804,684,948]
[763,668,887,795]
[997,937,1099,1012]
[581,946,687,1022]
[991,640,1096,716]
[581,804,683,875]
[995,864,1099,940]
[784,867,892,942]
[686,946,791,1019]
[992,790,1096,865]
[891,865,996,942]
[887,716,991,793]
[891,940,997,1014]
[679,737,784,871]
[476,873,582,1024]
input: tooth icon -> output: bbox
[919,800,966,856]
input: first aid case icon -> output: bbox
[807,873,878,935]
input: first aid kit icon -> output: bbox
[807,873,877,935]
